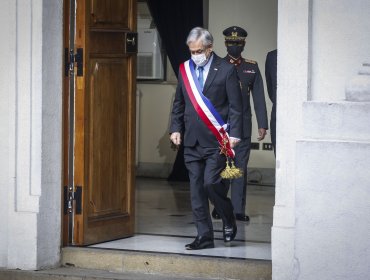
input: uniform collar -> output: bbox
[227,54,243,66]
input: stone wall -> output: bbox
[0,0,63,270]
[273,0,370,279]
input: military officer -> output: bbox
[212,26,268,222]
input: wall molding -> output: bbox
[15,0,43,213]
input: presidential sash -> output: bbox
[179,59,235,159]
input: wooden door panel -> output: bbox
[88,59,129,220]
[90,32,126,55]
[63,0,136,246]
[85,215,133,244]
[91,0,130,29]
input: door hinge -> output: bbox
[64,186,82,215]
[64,48,83,77]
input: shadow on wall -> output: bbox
[157,94,189,181]
[156,93,177,162]
[136,91,180,179]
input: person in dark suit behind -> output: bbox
[212,26,268,222]
[170,27,243,250]
[265,49,277,156]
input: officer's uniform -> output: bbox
[222,26,268,219]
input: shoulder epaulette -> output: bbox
[244,58,257,64]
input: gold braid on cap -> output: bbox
[225,31,246,41]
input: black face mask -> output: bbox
[227,46,244,58]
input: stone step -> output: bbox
[302,101,370,141]
[0,267,206,280]
[61,247,272,280]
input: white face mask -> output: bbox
[192,53,208,67]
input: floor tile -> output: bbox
[90,177,274,260]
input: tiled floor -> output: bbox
[90,177,274,260]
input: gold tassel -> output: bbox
[218,136,243,179]
[220,158,243,179]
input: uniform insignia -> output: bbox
[243,69,255,74]
[245,58,257,64]
[228,56,242,66]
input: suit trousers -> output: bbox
[227,137,251,214]
[184,145,235,237]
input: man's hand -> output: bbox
[257,128,267,141]
[229,137,240,148]
[170,132,181,146]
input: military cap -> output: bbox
[223,26,248,41]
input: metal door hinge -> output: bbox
[64,186,82,215]
[65,48,83,77]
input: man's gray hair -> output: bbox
[186,27,213,47]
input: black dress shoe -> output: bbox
[211,208,221,219]
[185,236,214,250]
[235,213,250,222]
[223,223,237,243]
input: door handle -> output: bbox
[125,32,138,54]
[127,37,136,46]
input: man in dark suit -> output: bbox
[265,49,277,156]
[212,26,268,222]
[170,27,242,250]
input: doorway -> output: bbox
[62,0,276,260]
[127,0,277,258]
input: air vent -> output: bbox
[137,54,153,78]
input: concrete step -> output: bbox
[302,101,370,141]
[0,267,207,280]
[61,247,272,280]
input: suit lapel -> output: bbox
[203,54,220,94]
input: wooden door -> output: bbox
[63,0,137,245]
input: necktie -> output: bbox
[198,66,204,90]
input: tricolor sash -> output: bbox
[179,60,235,158]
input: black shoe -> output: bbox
[223,223,237,243]
[235,213,250,222]
[211,208,221,220]
[185,236,214,250]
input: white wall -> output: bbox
[274,0,370,279]
[136,83,178,177]
[295,139,370,280]
[272,1,311,278]
[0,0,63,270]
[137,0,278,175]
[311,0,370,101]
[38,0,63,268]
[0,0,12,267]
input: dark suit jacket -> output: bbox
[265,49,277,122]
[170,53,243,148]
